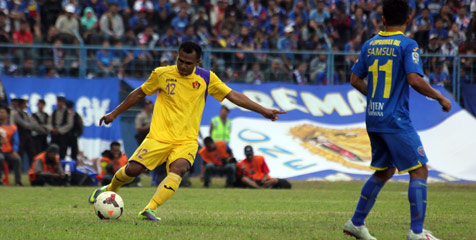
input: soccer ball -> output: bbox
[93,191,124,220]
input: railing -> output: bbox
[0,43,474,103]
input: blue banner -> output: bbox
[1,76,122,141]
[123,80,459,131]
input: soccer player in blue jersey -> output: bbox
[343,0,452,239]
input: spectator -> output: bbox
[448,22,466,46]
[98,141,129,186]
[236,145,280,189]
[40,0,63,32]
[310,0,330,29]
[133,0,153,13]
[210,0,227,30]
[12,98,36,168]
[49,96,73,160]
[198,136,236,188]
[55,4,79,43]
[111,40,133,78]
[12,20,33,62]
[209,105,231,143]
[292,62,309,85]
[455,7,470,31]
[80,7,98,38]
[434,4,453,30]
[171,8,189,34]
[351,7,369,39]
[99,2,124,41]
[96,39,114,77]
[31,99,50,156]
[66,100,82,161]
[369,3,384,35]
[153,8,173,36]
[264,58,289,82]
[245,62,264,84]
[0,58,18,76]
[265,15,284,48]
[0,105,22,186]
[180,25,199,44]
[288,1,309,24]
[245,0,267,23]
[159,26,179,48]
[133,42,153,78]
[28,144,66,186]
[266,0,286,19]
[332,6,352,50]
[193,7,212,34]
[134,99,152,144]
[128,9,148,35]
[428,63,450,86]
[277,25,298,70]
[137,25,159,48]
[413,8,433,48]
[429,18,449,45]
[220,9,241,35]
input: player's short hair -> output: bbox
[110,141,121,148]
[203,136,214,145]
[178,41,202,60]
[383,0,409,26]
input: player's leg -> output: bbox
[262,178,279,188]
[203,163,217,187]
[139,143,197,221]
[241,176,262,188]
[344,132,393,240]
[222,163,236,187]
[407,165,429,236]
[108,162,146,191]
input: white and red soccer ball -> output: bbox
[93,191,124,220]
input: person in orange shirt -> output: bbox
[29,144,66,186]
[98,141,133,186]
[0,105,23,186]
[198,136,236,187]
[236,145,279,189]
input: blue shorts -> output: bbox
[368,131,428,174]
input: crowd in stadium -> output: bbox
[0,0,475,85]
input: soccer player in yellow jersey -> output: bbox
[88,41,286,221]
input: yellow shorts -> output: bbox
[129,138,198,172]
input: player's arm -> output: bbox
[225,90,286,121]
[407,73,451,112]
[350,73,368,96]
[100,87,147,125]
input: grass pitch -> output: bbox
[0,177,475,240]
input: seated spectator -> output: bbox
[12,20,33,61]
[198,137,236,188]
[264,58,289,82]
[245,62,264,84]
[428,63,450,87]
[277,26,298,70]
[310,0,330,29]
[429,18,449,45]
[55,4,79,43]
[128,9,148,35]
[171,8,189,35]
[99,2,124,41]
[180,25,199,44]
[98,141,130,186]
[236,145,290,189]
[80,7,98,39]
[29,144,66,186]
[96,39,114,77]
[0,105,22,186]
[292,62,309,85]
[0,57,18,76]
[137,25,159,48]
[111,41,133,78]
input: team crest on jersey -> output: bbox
[417,146,425,156]
[412,52,419,64]
[192,81,201,89]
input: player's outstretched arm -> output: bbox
[407,73,452,112]
[225,90,286,121]
[99,87,147,126]
[350,73,368,96]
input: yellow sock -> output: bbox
[107,166,135,192]
[144,172,182,211]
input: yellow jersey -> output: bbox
[141,65,232,144]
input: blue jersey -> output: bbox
[352,31,424,133]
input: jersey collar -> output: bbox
[378,31,405,37]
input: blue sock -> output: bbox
[408,178,427,234]
[351,175,385,226]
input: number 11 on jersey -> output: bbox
[369,59,393,99]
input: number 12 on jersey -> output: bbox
[369,59,393,99]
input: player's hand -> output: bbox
[99,112,116,126]
[438,97,451,112]
[262,108,287,121]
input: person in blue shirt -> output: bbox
[343,0,451,240]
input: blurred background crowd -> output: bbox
[0,0,474,87]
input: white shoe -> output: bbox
[406,229,439,240]
[343,219,377,240]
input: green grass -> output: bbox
[1,177,475,240]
